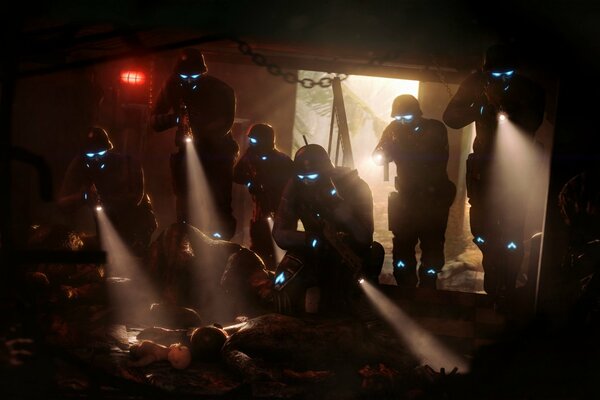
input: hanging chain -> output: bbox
[232,38,454,97]
[429,54,455,99]
[232,38,347,88]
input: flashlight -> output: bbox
[358,278,365,284]
[185,136,193,143]
[95,205,103,212]
[498,112,507,122]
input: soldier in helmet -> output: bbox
[151,48,238,240]
[233,123,294,269]
[58,127,157,255]
[443,44,545,300]
[373,95,456,289]
[272,144,384,315]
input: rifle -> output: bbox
[301,201,364,280]
[175,101,193,147]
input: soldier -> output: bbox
[233,123,293,269]
[373,95,456,288]
[151,48,238,239]
[443,44,545,299]
[58,127,157,255]
[272,144,384,315]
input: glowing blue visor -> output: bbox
[179,73,201,79]
[491,70,515,78]
[394,114,414,122]
[297,173,319,181]
[85,150,107,158]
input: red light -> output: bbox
[120,70,146,85]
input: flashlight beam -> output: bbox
[360,281,469,372]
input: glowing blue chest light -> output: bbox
[275,272,286,285]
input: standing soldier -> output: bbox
[233,123,293,269]
[151,48,238,239]
[373,95,456,288]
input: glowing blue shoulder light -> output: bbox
[275,272,285,285]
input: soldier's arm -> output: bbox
[273,180,307,249]
[373,124,395,162]
[150,81,178,132]
[443,73,486,129]
[57,157,87,210]
[233,150,254,185]
[332,178,374,246]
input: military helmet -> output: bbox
[293,144,334,174]
[175,48,208,75]
[483,44,518,71]
[248,123,275,150]
[82,127,113,153]
[391,95,422,118]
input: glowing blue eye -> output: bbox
[306,174,319,180]
[98,150,107,156]
[394,116,402,121]
[396,260,405,268]
[507,241,517,250]
[330,189,337,195]
[491,72,503,78]
[212,232,222,239]
[311,238,318,248]
[100,163,105,169]
[179,74,188,79]
[275,272,285,285]
[475,236,485,244]
[297,174,305,180]
[190,74,200,79]
[249,137,258,144]
[505,70,514,76]
[403,115,413,121]
[426,268,437,275]
[86,153,95,158]
[261,156,267,160]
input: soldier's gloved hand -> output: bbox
[247,181,264,196]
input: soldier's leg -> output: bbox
[418,203,451,289]
[389,191,418,287]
